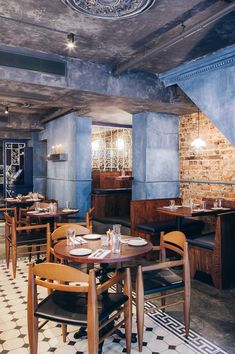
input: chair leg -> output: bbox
[136,266,144,352]
[161,291,166,311]
[28,315,38,354]
[28,246,32,262]
[124,271,132,354]
[5,239,10,269]
[62,324,67,342]
[12,246,17,278]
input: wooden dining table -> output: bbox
[157,205,232,230]
[26,207,79,230]
[54,235,152,342]
[54,235,152,265]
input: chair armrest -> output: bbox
[142,259,184,272]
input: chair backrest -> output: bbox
[160,231,190,282]
[28,261,129,301]
[161,230,187,257]
[29,262,90,292]
[48,224,90,261]
[0,205,17,220]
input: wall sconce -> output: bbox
[191,110,206,150]
[47,144,67,161]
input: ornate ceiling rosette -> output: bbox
[61,0,157,19]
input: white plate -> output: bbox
[62,208,78,212]
[83,234,101,240]
[128,239,148,247]
[211,207,223,210]
[69,248,92,256]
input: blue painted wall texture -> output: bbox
[32,132,47,196]
[36,113,92,217]
[160,44,235,146]
[132,112,179,200]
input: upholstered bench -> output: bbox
[136,218,205,238]
[187,233,214,250]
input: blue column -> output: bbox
[132,112,179,200]
[32,132,47,196]
[38,113,92,217]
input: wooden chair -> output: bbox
[4,212,50,278]
[27,262,132,354]
[61,207,94,232]
[188,211,235,289]
[0,204,17,222]
[47,223,90,262]
[136,231,190,352]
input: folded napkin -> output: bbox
[88,249,111,259]
[74,236,87,244]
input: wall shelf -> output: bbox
[47,153,67,162]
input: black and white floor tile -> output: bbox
[0,259,229,354]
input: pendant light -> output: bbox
[191,110,206,149]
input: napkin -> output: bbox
[74,236,87,244]
[88,249,111,259]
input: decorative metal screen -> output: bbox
[92,126,132,171]
[4,142,25,197]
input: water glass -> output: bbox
[200,201,206,210]
[213,200,218,208]
[101,233,110,247]
[218,199,222,208]
[170,200,175,209]
[65,200,70,209]
[35,202,40,212]
[66,228,75,246]
[112,224,121,254]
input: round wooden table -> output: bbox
[54,235,152,343]
[26,207,79,230]
[54,236,152,264]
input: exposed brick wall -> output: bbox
[179,112,235,205]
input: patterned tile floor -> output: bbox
[0,259,229,354]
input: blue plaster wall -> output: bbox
[32,132,47,196]
[39,113,92,217]
[132,112,179,200]
[159,45,235,146]
[178,66,235,146]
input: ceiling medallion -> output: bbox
[61,0,157,19]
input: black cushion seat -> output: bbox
[35,291,128,326]
[136,218,205,237]
[187,233,215,250]
[143,268,184,295]
[7,231,46,245]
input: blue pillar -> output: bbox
[32,132,47,196]
[39,113,92,217]
[132,112,179,200]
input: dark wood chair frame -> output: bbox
[4,212,50,278]
[27,262,132,354]
[136,231,191,352]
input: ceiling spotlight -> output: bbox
[5,106,9,115]
[67,33,75,49]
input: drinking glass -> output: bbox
[65,201,70,209]
[200,201,206,210]
[213,200,218,208]
[170,200,175,209]
[218,199,222,208]
[112,224,121,254]
[101,233,110,247]
[66,228,75,246]
[35,202,40,212]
